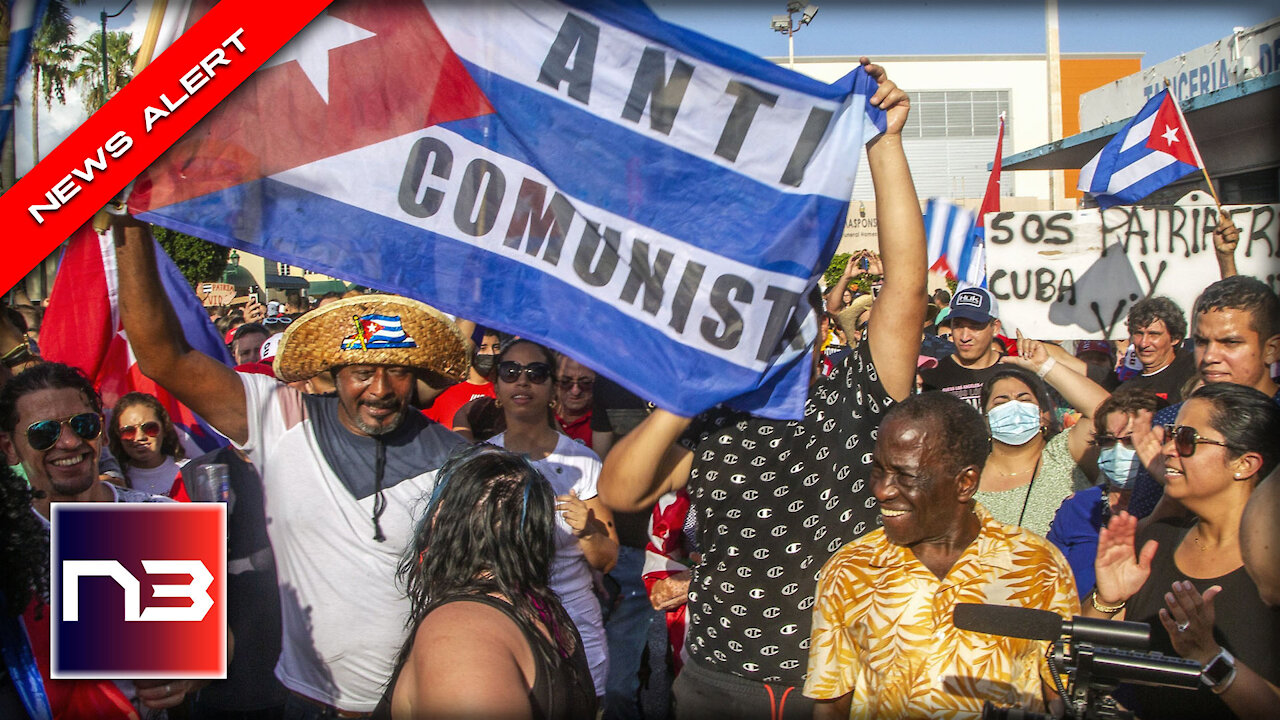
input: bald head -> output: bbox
[1242,468,1280,607]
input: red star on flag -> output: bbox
[1145,94,1198,166]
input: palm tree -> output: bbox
[72,30,136,114]
[29,3,78,162]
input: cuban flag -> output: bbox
[1,0,51,153]
[342,314,419,349]
[128,0,886,420]
[924,198,984,289]
[39,224,232,457]
[1078,90,1203,209]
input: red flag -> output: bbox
[976,112,1005,234]
[40,224,231,457]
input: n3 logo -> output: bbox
[62,560,214,622]
[51,504,226,679]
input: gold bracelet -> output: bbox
[1090,590,1126,614]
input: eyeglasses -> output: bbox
[264,317,292,325]
[497,361,552,384]
[25,413,102,452]
[1092,434,1135,449]
[119,421,162,442]
[1163,424,1232,457]
[558,377,595,390]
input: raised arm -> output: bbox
[861,59,926,402]
[1212,216,1239,279]
[1001,330,1111,462]
[112,214,249,445]
[597,409,693,513]
[824,251,873,314]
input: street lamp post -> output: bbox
[770,2,819,70]
[100,0,134,106]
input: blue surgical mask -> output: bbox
[1098,444,1141,489]
[987,400,1043,446]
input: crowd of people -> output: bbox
[2,61,1278,720]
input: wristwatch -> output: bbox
[1200,647,1237,694]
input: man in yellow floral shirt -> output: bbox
[805,392,1079,719]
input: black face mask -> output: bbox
[471,352,496,377]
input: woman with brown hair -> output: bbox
[107,392,185,497]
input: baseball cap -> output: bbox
[948,287,999,324]
[1075,340,1113,358]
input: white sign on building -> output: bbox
[1079,16,1280,130]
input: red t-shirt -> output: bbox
[557,410,593,448]
[423,380,494,428]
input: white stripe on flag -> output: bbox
[1078,152,1099,192]
[273,125,813,372]
[1106,151,1178,194]
[10,0,40,32]
[429,0,868,199]
[1119,111,1158,153]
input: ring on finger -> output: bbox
[1176,621,1190,632]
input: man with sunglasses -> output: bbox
[555,354,596,447]
[598,60,926,720]
[111,213,470,719]
[1128,275,1280,522]
[0,362,203,712]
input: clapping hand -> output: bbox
[1159,580,1223,665]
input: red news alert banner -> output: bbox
[0,0,334,294]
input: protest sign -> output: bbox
[985,195,1279,339]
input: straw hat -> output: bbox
[273,295,467,383]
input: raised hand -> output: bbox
[862,58,909,136]
[1093,511,1157,607]
[999,329,1050,373]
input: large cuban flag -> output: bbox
[129,0,886,419]
[1078,89,1203,209]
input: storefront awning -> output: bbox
[1003,73,1280,175]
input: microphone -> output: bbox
[953,603,1150,650]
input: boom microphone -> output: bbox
[953,603,1150,650]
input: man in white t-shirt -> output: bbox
[113,216,470,717]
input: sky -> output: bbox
[11,0,1278,175]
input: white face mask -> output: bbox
[987,400,1043,445]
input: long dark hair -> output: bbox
[108,391,185,468]
[393,444,581,676]
[1,462,49,616]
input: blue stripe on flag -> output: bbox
[138,178,813,419]
[155,241,233,367]
[1,0,51,151]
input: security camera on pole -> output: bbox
[770,1,819,69]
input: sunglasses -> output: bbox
[1163,424,1232,457]
[558,377,595,390]
[25,413,103,452]
[1092,434,1135,449]
[119,421,162,442]
[497,361,552,384]
[264,317,293,325]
